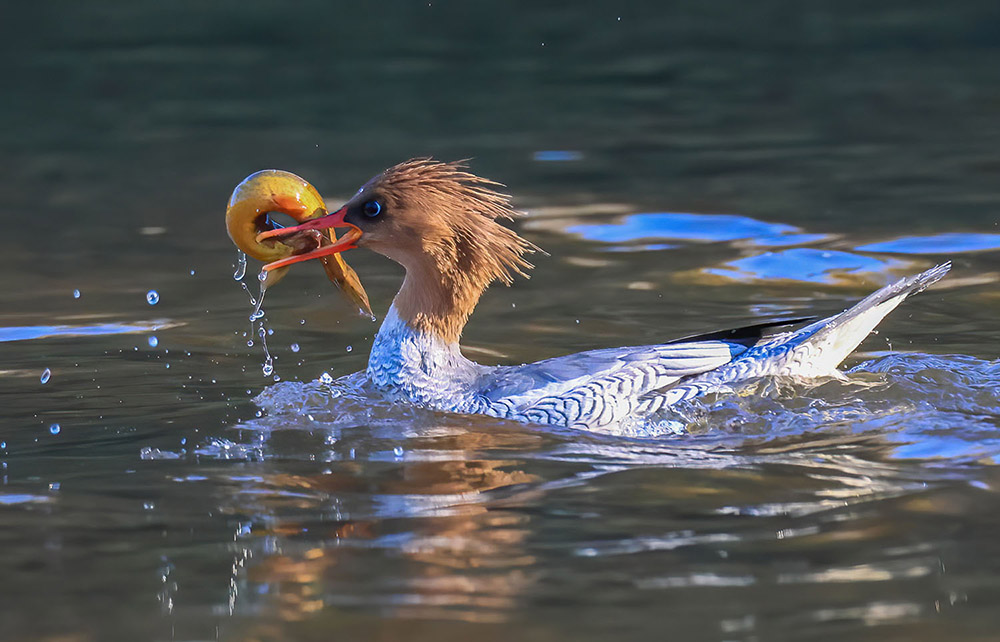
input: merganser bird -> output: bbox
[231,159,950,430]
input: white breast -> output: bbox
[367,305,485,409]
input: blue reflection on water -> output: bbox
[0,494,51,505]
[0,320,176,343]
[857,233,1000,255]
[704,248,909,284]
[566,212,828,247]
[533,150,584,162]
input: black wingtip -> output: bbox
[665,317,816,347]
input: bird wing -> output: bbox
[476,340,746,427]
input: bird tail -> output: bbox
[775,262,951,375]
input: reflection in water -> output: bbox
[546,211,829,248]
[856,233,1000,255]
[700,248,912,285]
[148,348,999,636]
[208,428,543,630]
[527,208,1000,286]
[0,319,181,343]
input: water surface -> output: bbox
[2,2,1000,640]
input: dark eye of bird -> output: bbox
[362,200,382,218]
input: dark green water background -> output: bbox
[2,2,1000,640]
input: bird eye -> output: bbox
[362,200,382,218]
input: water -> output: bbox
[3,2,1000,640]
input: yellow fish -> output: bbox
[225,170,371,315]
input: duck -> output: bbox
[229,159,950,430]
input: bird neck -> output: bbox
[389,253,491,345]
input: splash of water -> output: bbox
[233,251,276,378]
[232,251,247,281]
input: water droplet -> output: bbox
[262,360,274,377]
[164,363,170,369]
[146,290,160,305]
[290,343,300,353]
[49,482,60,491]
[247,340,254,347]
[143,501,155,510]
[1,441,6,449]
[346,345,353,353]
[148,336,159,348]
[40,368,51,384]
[319,372,334,384]
[258,270,268,282]
[49,423,61,435]
[73,289,81,299]
[300,319,306,325]
[180,438,186,446]
[233,251,247,281]
[267,328,274,336]
[393,446,404,458]
[189,269,196,276]
[273,374,280,382]
[349,448,356,459]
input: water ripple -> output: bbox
[0,319,181,343]
[857,233,1000,255]
[562,212,829,247]
[701,248,911,285]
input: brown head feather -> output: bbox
[345,159,540,343]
